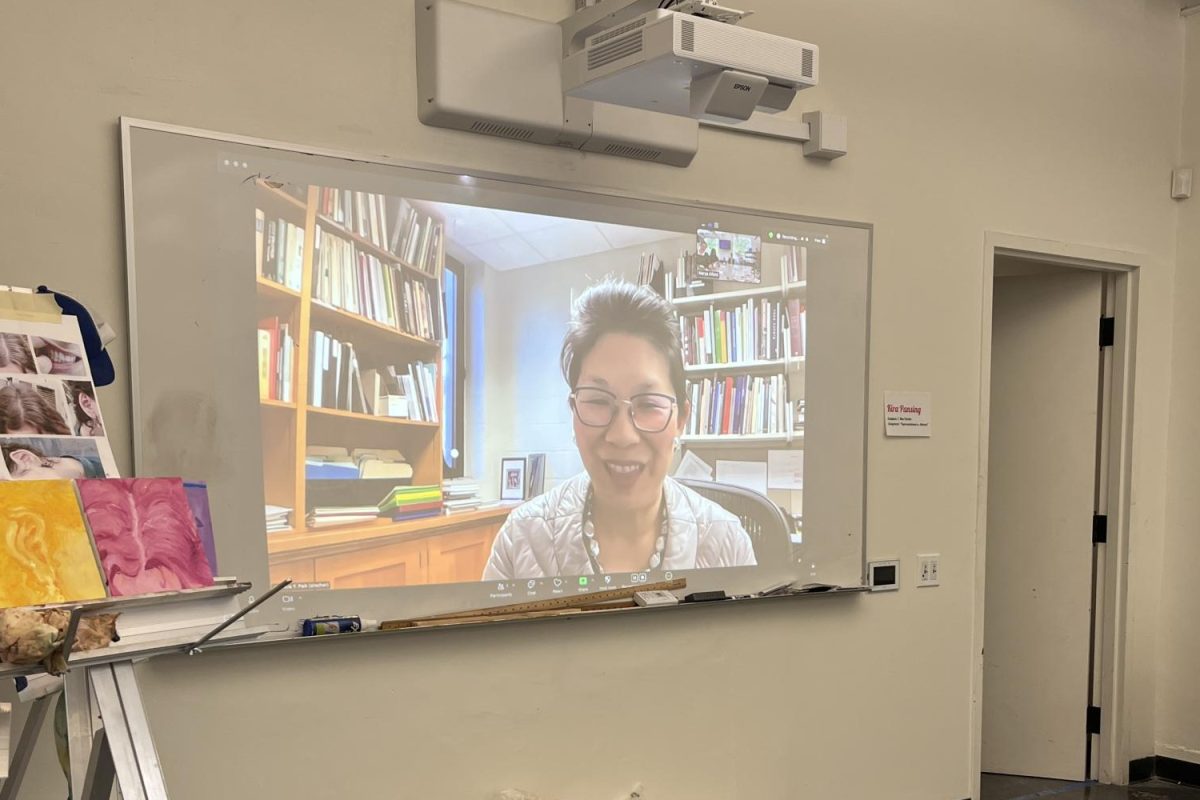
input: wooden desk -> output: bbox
[267,506,512,588]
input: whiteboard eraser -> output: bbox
[634,590,680,607]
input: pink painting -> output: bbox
[76,478,215,596]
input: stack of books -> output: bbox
[304,447,416,519]
[442,478,481,515]
[304,446,414,482]
[378,485,443,522]
[307,506,380,529]
[265,505,292,534]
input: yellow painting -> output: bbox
[0,480,106,609]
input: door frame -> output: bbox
[970,232,1141,796]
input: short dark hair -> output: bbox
[560,278,686,401]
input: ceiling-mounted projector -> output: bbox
[562,10,818,122]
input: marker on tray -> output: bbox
[300,615,378,636]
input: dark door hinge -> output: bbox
[1087,705,1102,735]
[1093,514,1108,544]
[1099,316,1115,348]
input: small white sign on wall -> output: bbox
[884,391,932,437]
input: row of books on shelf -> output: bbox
[781,244,807,284]
[685,373,796,437]
[679,299,806,366]
[255,210,305,292]
[365,362,439,422]
[257,317,296,403]
[313,224,445,341]
[309,330,440,422]
[317,189,445,276]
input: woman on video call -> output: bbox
[483,279,756,580]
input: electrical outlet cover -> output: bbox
[917,553,940,587]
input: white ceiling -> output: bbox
[426,201,684,271]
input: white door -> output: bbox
[982,270,1103,780]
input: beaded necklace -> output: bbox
[581,485,669,574]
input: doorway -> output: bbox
[972,234,1138,797]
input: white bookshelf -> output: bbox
[684,357,805,374]
[670,281,806,310]
[680,432,803,447]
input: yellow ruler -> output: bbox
[380,577,686,630]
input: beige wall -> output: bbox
[1159,12,1200,769]
[0,1,1187,797]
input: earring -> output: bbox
[673,437,681,451]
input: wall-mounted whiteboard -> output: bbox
[122,119,870,626]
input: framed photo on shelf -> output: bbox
[500,457,526,501]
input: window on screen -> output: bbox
[255,184,809,591]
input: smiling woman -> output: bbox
[482,279,756,580]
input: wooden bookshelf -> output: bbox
[309,301,440,349]
[257,276,301,301]
[684,357,804,374]
[259,182,307,212]
[680,432,802,447]
[315,213,439,280]
[670,281,806,310]
[306,406,440,427]
[672,265,805,457]
[255,180,505,587]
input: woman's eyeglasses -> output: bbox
[570,387,677,433]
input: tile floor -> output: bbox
[982,773,1200,800]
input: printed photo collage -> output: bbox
[0,316,119,481]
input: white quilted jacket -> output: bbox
[482,472,757,580]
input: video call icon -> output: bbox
[579,577,589,586]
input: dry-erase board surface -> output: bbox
[122,120,870,626]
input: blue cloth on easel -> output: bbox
[36,286,116,387]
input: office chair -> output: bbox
[675,478,795,567]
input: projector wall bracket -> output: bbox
[414,0,847,167]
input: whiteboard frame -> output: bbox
[119,116,873,592]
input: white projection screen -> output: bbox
[122,119,870,626]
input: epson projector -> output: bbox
[562,10,818,122]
